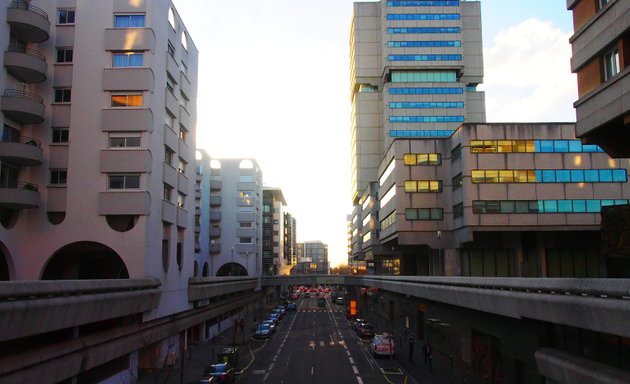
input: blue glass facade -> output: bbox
[390,116,465,123]
[388,41,461,48]
[390,130,454,138]
[473,200,629,214]
[387,13,460,21]
[388,54,462,61]
[387,27,461,34]
[389,102,464,109]
[387,1,459,6]
[389,87,463,95]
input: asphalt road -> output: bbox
[238,294,409,384]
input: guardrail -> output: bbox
[8,1,49,20]
[3,88,44,103]
[7,44,47,61]
[0,180,39,191]
[0,135,41,147]
[0,278,161,300]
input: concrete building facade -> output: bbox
[262,187,288,275]
[195,152,263,278]
[567,0,630,158]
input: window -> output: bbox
[391,71,457,83]
[240,222,253,228]
[453,173,463,190]
[167,76,176,94]
[387,27,461,34]
[168,7,176,29]
[239,237,253,244]
[54,88,71,103]
[163,184,173,201]
[112,52,144,68]
[453,203,463,218]
[168,41,175,58]
[597,0,610,10]
[56,48,73,63]
[50,169,67,185]
[164,147,174,165]
[111,93,142,107]
[406,208,443,220]
[114,14,146,28]
[179,127,187,141]
[181,61,188,76]
[471,199,629,214]
[451,144,461,161]
[380,211,396,231]
[181,31,188,51]
[380,185,396,208]
[387,13,460,21]
[108,174,140,189]
[604,47,620,81]
[52,128,69,143]
[390,130,454,138]
[404,153,442,166]
[379,158,395,186]
[404,180,442,193]
[177,193,185,208]
[178,158,186,174]
[58,9,75,24]
[109,136,140,148]
[388,54,462,61]
[165,111,175,128]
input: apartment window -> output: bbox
[56,48,73,63]
[453,173,463,190]
[164,147,174,165]
[167,76,176,94]
[380,211,397,231]
[167,41,175,58]
[404,180,443,193]
[58,9,75,24]
[114,14,146,28]
[50,169,67,185]
[403,153,442,166]
[179,127,187,141]
[165,111,175,129]
[168,7,176,29]
[164,184,173,201]
[181,61,188,76]
[240,222,253,228]
[597,0,610,10]
[177,193,185,208]
[453,203,464,218]
[178,158,187,174]
[405,208,443,220]
[604,47,620,81]
[112,52,144,68]
[181,31,188,51]
[451,144,461,161]
[54,88,71,103]
[52,128,69,143]
[239,237,253,244]
[180,92,189,109]
[109,136,140,148]
[111,93,142,108]
[108,174,140,189]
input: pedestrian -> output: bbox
[408,335,414,362]
[423,342,433,373]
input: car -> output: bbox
[289,292,299,300]
[262,319,276,333]
[254,324,271,340]
[336,297,345,305]
[304,292,311,298]
[351,318,366,330]
[286,302,297,311]
[317,297,326,307]
[357,323,375,338]
[201,362,235,383]
[370,333,396,357]
[268,312,280,323]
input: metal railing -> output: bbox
[0,135,41,147]
[7,44,47,62]
[0,180,38,191]
[8,1,49,21]
[3,88,43,103]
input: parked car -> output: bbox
[262,319,276,333]
[317,297,326,307]
[267,312,280,323]
[286,302,297,311]
[370,333,396,357]
[201,362,235,383]
[351,318,366,330]
[336,297,345,305]
[357,323,375,338]
[254,324,272,340]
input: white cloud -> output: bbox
[482,18,578,122]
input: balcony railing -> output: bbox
[1,135,41,147]
[3,88,43,103]
[7,44,46,61]
[6,1,50,43]
[0,180,38,191]
[8,1,49,21]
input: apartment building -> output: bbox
[0,2,263,383]
[262,187,288,275]
[195,151,263,277]
[567,0,630,158]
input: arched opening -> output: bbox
[0,208,18,229]
[42,241,129,280]
[193,260,199,277]
[0,242,12,280]
[216,262,248,277]
[202,262,209,277]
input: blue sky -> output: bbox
[173,0,578,267]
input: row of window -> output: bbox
[405,208,444,220]
[387,41,461,48]
[387,13,460,20]
[404,180,443,192]
[380,211,397,231]
[389,102,463,109]
[470,140,604,154]
[389,87,463,95]
[48,170,142,190]
[389,129,454,137]
[388,54,462,61]
[471,169,627,184]
[403,153,442,165]
[387,1,459,6]
[53,89,144,107]
[472,199,629,214]
[390,116,464,123]
[392,71,457,83]
[387,27,461,34]
[57,49,144,68]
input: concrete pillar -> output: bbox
[444,248,460,276]
[537,232,547,277]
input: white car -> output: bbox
[370,333,395,357]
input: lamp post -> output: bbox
[230,246,234,276]
[210,240,215,276]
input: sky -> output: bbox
[172,0,577,268]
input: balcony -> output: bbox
[209,242,221,254]
[0,181,39,209]
[209,227,221,238]
[209,210,222,222]
[6,2,50,43]
[210,180,222,191]
[0,136,42,166]
[4,46,47,83]
[209,195,222,207]
[1,89,44,124]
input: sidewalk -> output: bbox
[139,318,258,384]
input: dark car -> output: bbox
[357,323,375,338]
[201,362,234,383]
[254,324,271,340]
[317,297,326,307]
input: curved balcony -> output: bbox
[0,181,39,209]
[1,89,45,124]
[4,46,47,83]
[0,136,43,166]
[6,2,50,43]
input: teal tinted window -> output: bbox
[388,41,461,48]
[558,200,572,213]
[554,141,569,152]
[544,200,558,213]
[390,130,453,138]
[389,87,463,95]
[584,170,599,182]
[391,71,457,82]
[556,170,570,182]
[388,54,462,61]
[569,141,582,152]
[389,102,464,109]
[540,140,554,152]
[388,27,461,34]
[573,200,586,213]
[613,170,627,182]
[387,13,460,20]
[570,170,584,182]
[599,170,613,182]
[387,1,460,5]
[542,170,556,182]
[390,116,464,123]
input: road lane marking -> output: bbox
[352,365,359,374]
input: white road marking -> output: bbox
[352,365,359,374]
[349,357,355,365]
[356,376,364,384]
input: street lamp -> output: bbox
[230,246,234,276]
[210,240,215,276]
